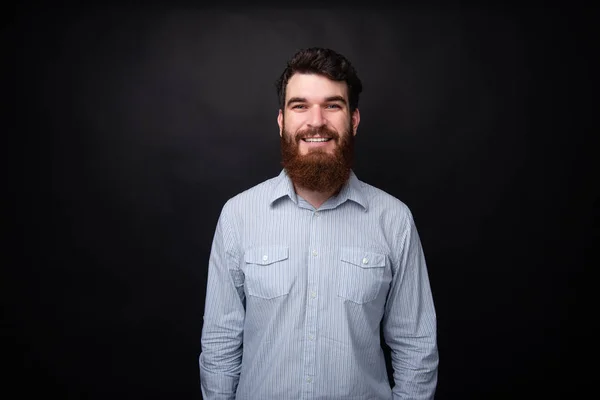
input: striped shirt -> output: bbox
[199,169,438,399]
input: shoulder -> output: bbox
[357,178,422,247]
[221,174,280,214]
[358,178,414,221]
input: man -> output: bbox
[199,47,438,399]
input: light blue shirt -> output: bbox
[199,169,438,399]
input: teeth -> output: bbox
[304,138,329,142]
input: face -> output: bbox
[277,73,360,155]
[277,73,361,193]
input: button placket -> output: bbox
[303,206,319,398]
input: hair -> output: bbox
[275,47,363,112]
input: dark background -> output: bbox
[6,4,596,399]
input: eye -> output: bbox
[325,104,342,109]
[292,104,307,109]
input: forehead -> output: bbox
[286,73,348,101]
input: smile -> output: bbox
[302,138,331,142]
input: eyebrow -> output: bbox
[286,96,348,107]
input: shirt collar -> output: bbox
[270,169,299,205]
[270,169,368,211]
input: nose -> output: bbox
[307,106,325,129]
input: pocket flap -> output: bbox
[244,246,289,265]
[340,247,386,268]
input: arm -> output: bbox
[383,211,439,400]
[199,204,246,399]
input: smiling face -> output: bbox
[278,73,361,193]
[278,73,360,155]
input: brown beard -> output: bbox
[281,123,354,194]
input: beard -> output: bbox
[280,122,354,194]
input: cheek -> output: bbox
[283,112,299,125]
[286,120,303,134]
[338,116,353,131]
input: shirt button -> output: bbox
[262,255,268,262]
[310,291,317,299]
[362,257,369,264]
[306,377,313,383]
[308,334,315,341]
[312,250,318,257]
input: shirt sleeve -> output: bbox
[199,203,246,399]
[383,210,439,400]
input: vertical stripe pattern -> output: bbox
[199,169,438,399]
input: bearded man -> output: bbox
[199,47,439,400]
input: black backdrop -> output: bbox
[7,4,596,399]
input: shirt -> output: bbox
[199,169,438,399]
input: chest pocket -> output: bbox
[243,246,293,299]
[337,247,387,304]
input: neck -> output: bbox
[294,184,339,209]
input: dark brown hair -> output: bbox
[275,47,363,112]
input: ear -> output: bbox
[351,108,361,136]
[277,109,283,137]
